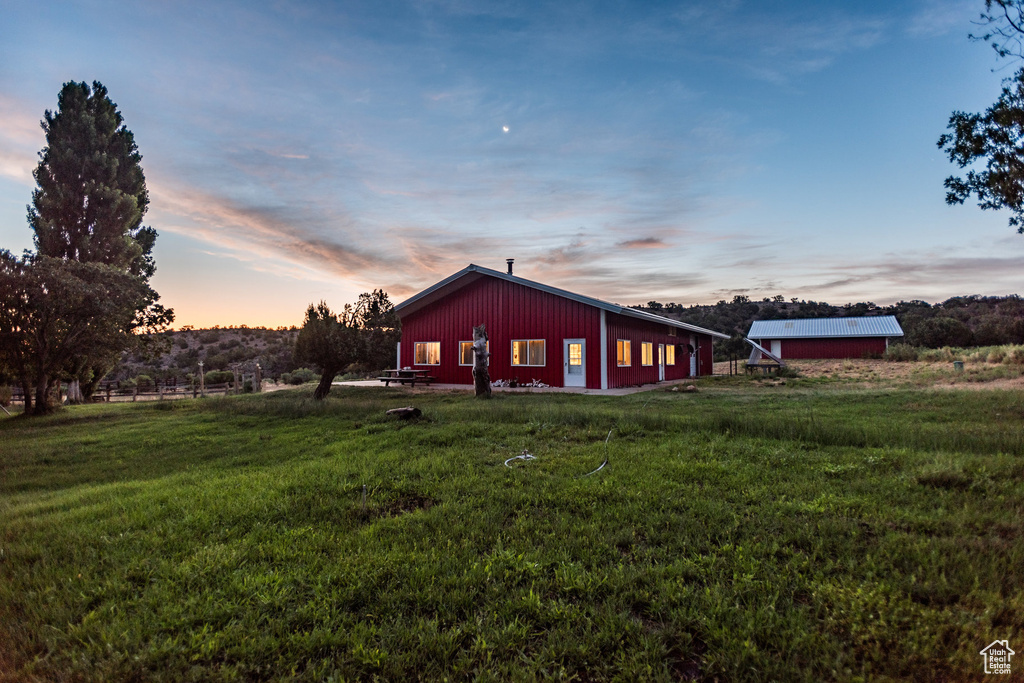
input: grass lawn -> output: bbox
[1,375,1023,681]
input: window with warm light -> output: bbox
[642,342,654,366]
[459,341,489,366]
[616,340,631,366]
[511,339,545,366]
[414,342,440,365]
[666,345,676,365]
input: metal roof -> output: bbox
[748,316,904,339]
[395,264,730,339]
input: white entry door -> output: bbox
[658,344,666,381]
[563,339,586,387]
[689,335,697,377]
[771,340,782,358]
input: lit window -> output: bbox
[642,342,653,366]
[616,340,631,366]
[511,339,545,366]
[459,341,489,366]
[666,345,676,365]
[414,342,440,365]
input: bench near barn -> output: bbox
[377,369,436,387]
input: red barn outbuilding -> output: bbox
[394,263,729,390]
[747,316,904,360]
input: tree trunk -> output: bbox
[33,371,51,415]
[313,370,336,400]
[82,364,108,400]
[472,324,491,398]
[65,379,85,405]
[19,377,32,414]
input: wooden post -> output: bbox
[133,386,138,402]
[472,324,491,398]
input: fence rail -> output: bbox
[6,381,255,406]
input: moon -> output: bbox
[502,125,509,133]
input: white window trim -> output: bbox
[616,339,632,367]
[641,342,654,366]
[414,341,441,366]
[511,339,546,367]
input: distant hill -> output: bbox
[634,295,1024,358]
[109,326,300,382]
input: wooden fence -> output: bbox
[6,380,256,406]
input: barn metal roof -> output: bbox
[748,316,904,339]
[395,263,730,339]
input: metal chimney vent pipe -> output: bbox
[506,258,514,275]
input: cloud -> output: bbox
[617,237,666,249]
[147,176,390,286]
[663,5,888,84]
[0,94,42,185]
[784,251,1024,303]
[906,0,974,38]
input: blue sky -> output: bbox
[2,0,1022,328]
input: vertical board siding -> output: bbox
[777,337,887,359]
[604,312,716,388]
[400,277,602,387]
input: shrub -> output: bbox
[135,374,154,391]
[919,347,957,363]
[884,343,919,362]
[1009,347,1024,365]
[987,348,1007,364]
[205,370,235,385]
[198,331,220,344]
[286,368,318,385]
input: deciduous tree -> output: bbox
[0,252,152,414]
[939,1,1024,233]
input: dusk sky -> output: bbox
[2,0,1023,328]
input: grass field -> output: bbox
[1,371,1023,681]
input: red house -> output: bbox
[747,316,904,360]
[394,263,729,389]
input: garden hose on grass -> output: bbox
[577,429,612,478]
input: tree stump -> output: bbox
[472,324,491,398]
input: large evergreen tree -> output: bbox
[294,291,401,401]
[29,81,157,276]
[5,80,173,412]
[295,302,361,400]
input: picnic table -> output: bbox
[377,368,436,387]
